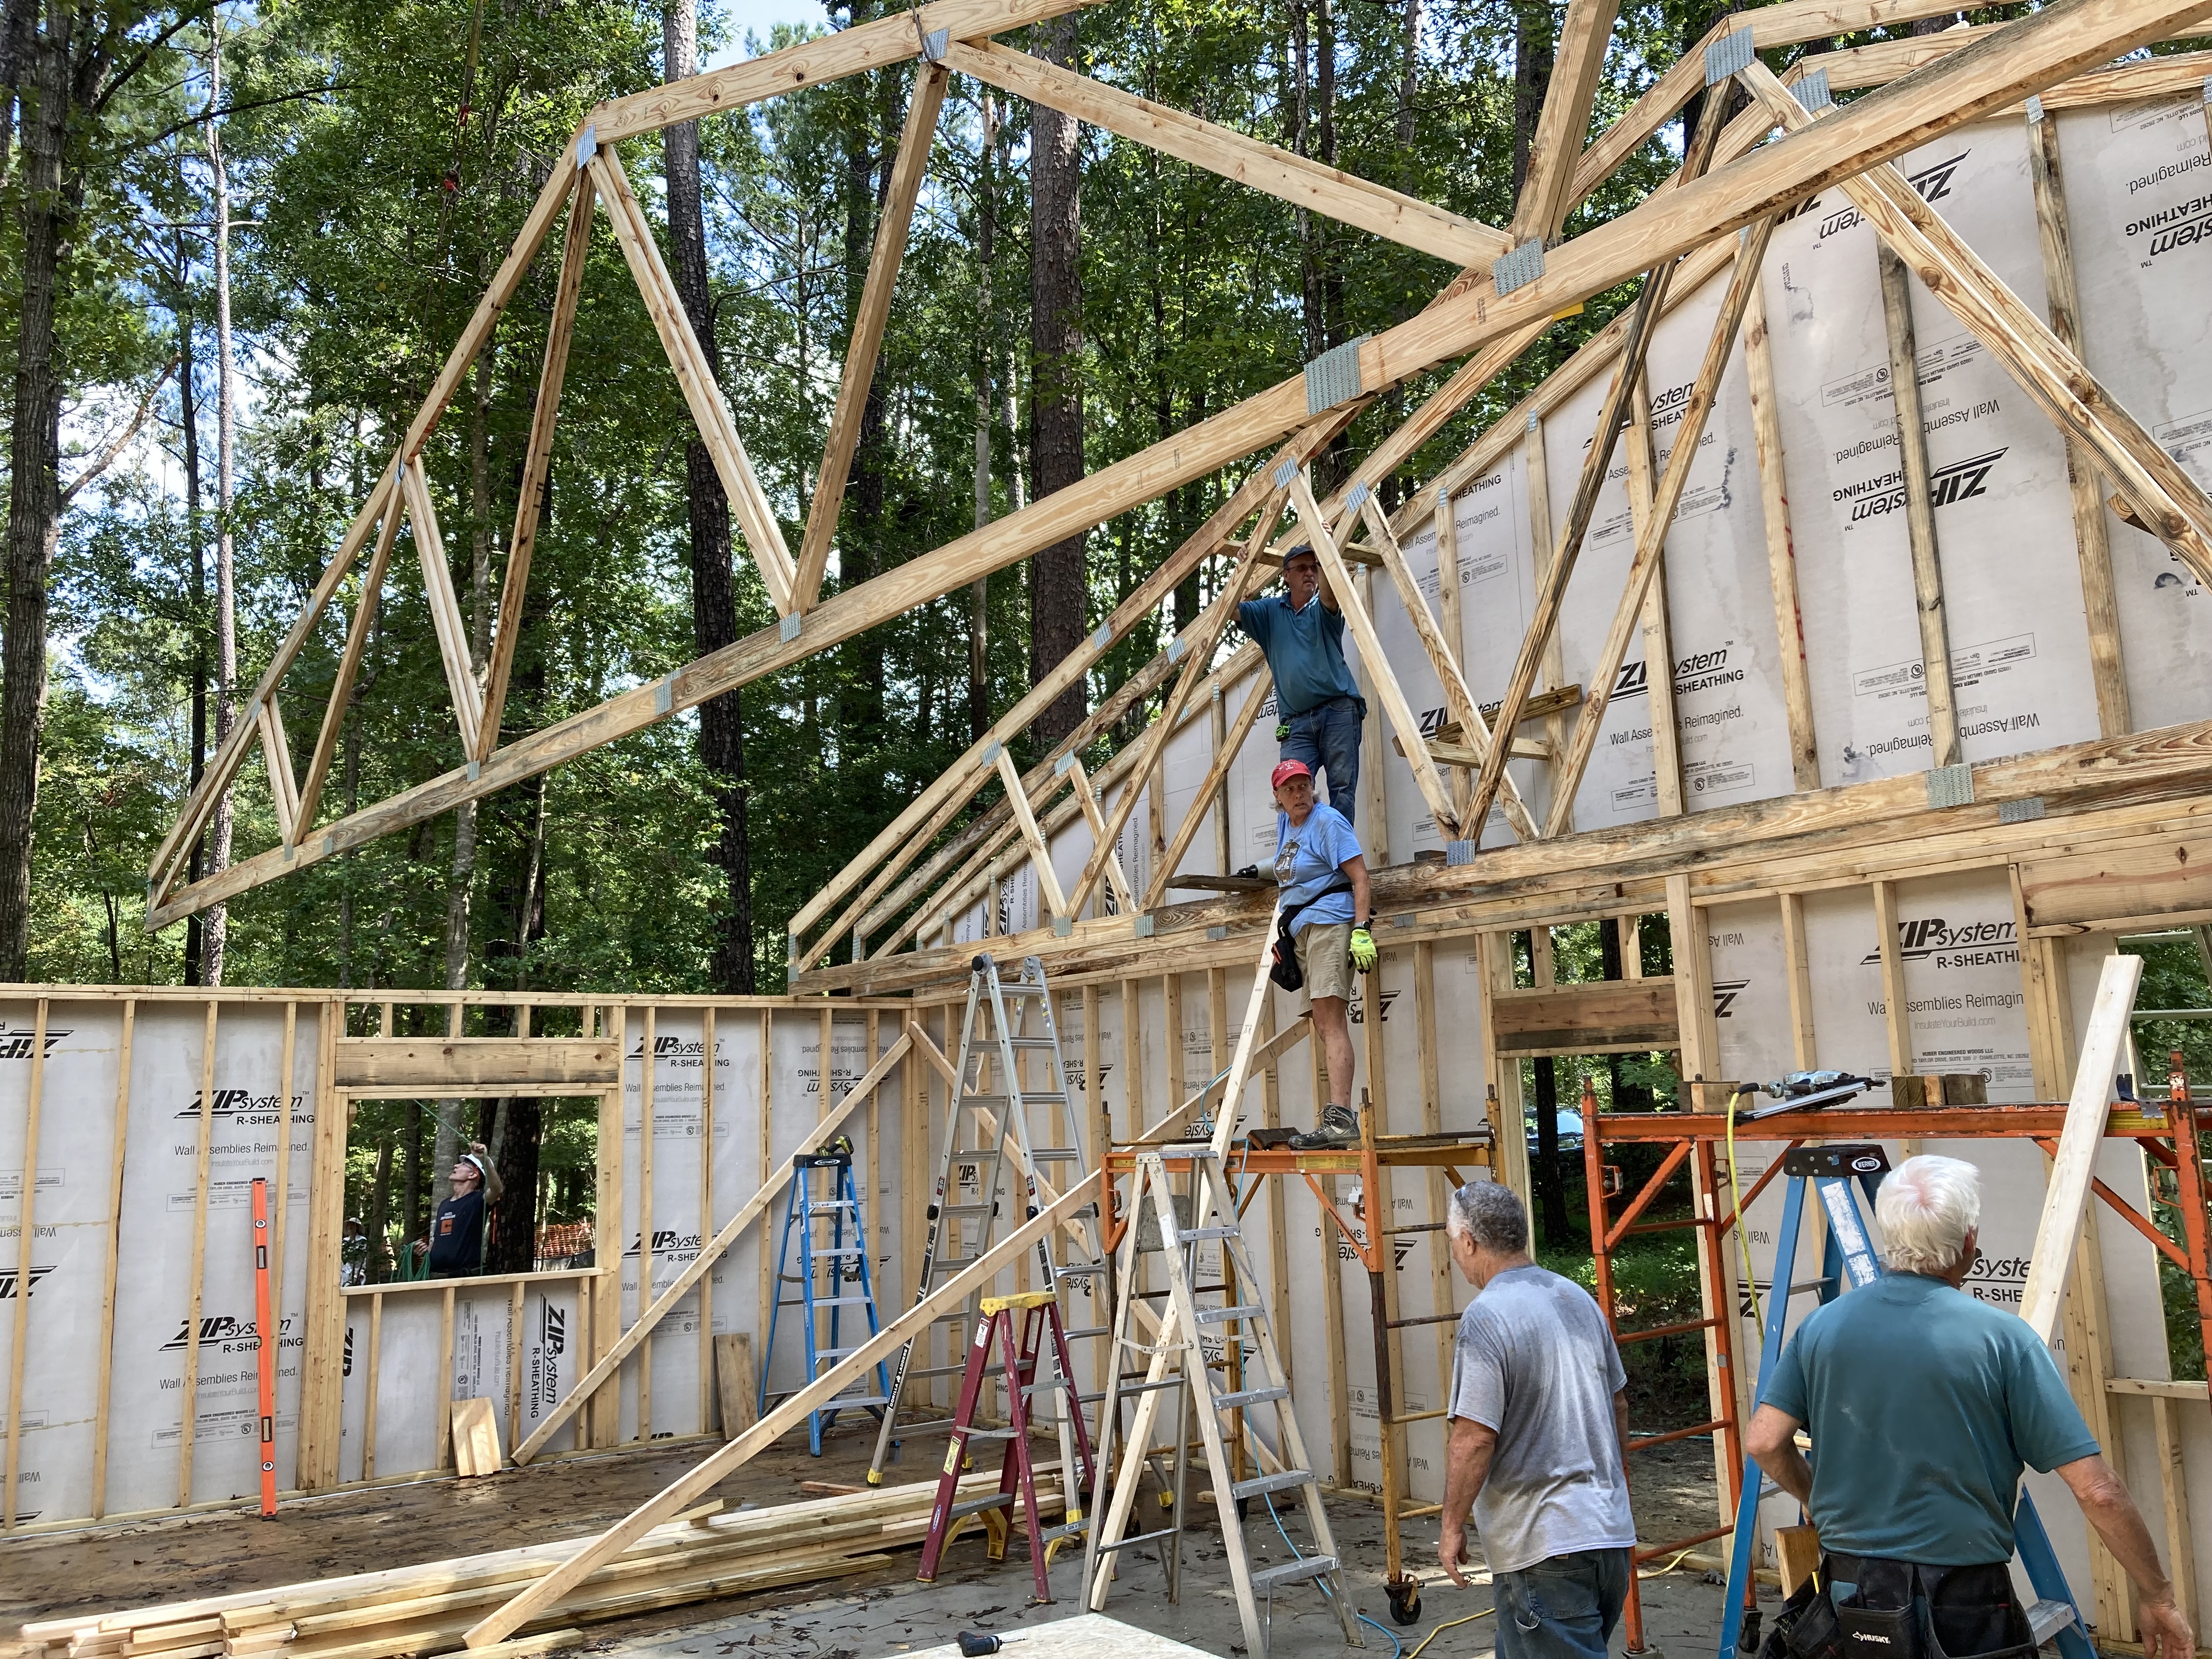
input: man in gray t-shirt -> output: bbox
[1442,1181,1634,1659]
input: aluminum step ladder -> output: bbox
[869,952,1109,1484]
[917,1288,1099,1601]
[1083,1143,1362,1659]
[759,1142,890,1454]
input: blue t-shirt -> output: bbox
[1272,802,1361,935]
[1238,593,1361,715]
[1760,1271,2100,1564]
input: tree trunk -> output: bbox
[200,19,238,985]
[1395,0,1420,163]
[0,0,36,185]
[366,1136,394,1282]
[1532,1055,1570,1246]
[403,1099,424,1250]
[0,0,72,979]
[969,91,998,743]
[665,0,754,993]
[1511,0,1554,200]
[837,64,891,772]
[1026,13,1086,749]
[177,248,206,987]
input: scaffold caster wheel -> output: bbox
[1742,1611,1761,1654]
[1387,1577,1423,1626]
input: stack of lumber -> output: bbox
[16,1470,1065,1659]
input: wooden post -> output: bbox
[2025,104,2129,738]
[1780,893,1818,1070]
[699,1006,715,1431]
[1624,385,1686,817]
[298,1001,347,1490]
[1876,243,1963,769]
[90,998,135,1518]
[1871,881,1915,1076]
[363,1291,383,1480]
[588,1011,625,1448]
[1742,269,1822,790]
[638,1006,656,1433]
[178,999,218,1509]
[757,1009,773,1405]
[1414,943,1457,1404]
[1525,414,1572,834]
[3,999,48,1529]
[507,1278,526,1452]
[437,1282,457,1470]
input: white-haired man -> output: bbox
[1747,1154,2192,1659]
[1440,1180,1635,1659]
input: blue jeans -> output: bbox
[1495,1549,1632,1659]
[1280,696,1363,826]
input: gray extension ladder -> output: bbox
[1082,1145,1362,1659]
[867,952,1108,1486]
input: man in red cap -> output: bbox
[1269,758,1374,1148]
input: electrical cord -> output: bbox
[1637,1544,1703,1581]
[1403,1608,1496,1659]
[1261,1491,1404,1659]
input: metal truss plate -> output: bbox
[1926,763,1975,809]
[1798,68,1832,111]
[1705,26,1754,87]
[1304,336,1370,414]
[1997,796,2046,825]
[1492,239,1544,297]
[780,612,802,642]
[1445,839,1478,866]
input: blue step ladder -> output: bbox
[1718,1141,2094,1659]
[759,1142,891,1454]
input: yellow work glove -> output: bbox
[1350,924,1377,973]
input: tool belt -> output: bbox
[1268,877,1352,992]
[1762,1556,2036,1659]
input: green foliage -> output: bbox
[19,0,1976,1006]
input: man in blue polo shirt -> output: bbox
[1748,1155,2190,1659]
[1240,545,1366,823]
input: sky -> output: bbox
[702,0,832,68]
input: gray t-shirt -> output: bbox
[1448,1263,1634,1574]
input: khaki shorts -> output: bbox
[1296,921,1356,1004]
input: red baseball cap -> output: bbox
[1271,759,1312,791]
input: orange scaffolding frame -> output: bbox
[1583,1092,2212,1656]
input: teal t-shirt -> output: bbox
[1238,593,1361,715]
[1760,1272,2100,1564]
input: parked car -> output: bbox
[1526,1104,1584,1154]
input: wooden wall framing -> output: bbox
[0,989,905,1534]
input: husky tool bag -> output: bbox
[1267,877,1352,993]
[1830,1560,2034,1659]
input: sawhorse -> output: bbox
[1718,1143,2094,1659]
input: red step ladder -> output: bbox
[916,1289,1096,1602]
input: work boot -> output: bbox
[1289,1104,1359,1150]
